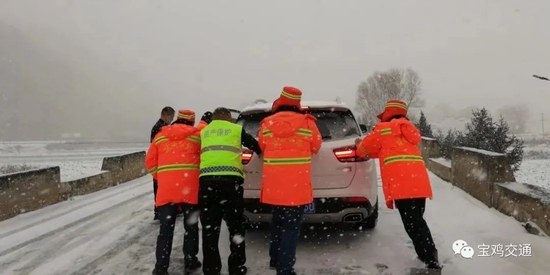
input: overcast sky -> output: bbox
[1,0,549,137]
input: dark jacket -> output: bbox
[241,128,262,155]
[150,119,168,143]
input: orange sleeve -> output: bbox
[307,118,322,155]
[257,121,267,152]
[400,122,422,145]
[356,125,383,158]
[145,141,159,178]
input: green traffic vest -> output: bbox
[199,120,244,178]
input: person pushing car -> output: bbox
[145,109,202,275]
[354,99,441,271]
[258,87,322,275]
[198,107,262,275]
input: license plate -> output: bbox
[304,202,315,214]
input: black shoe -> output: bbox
[229,265,248,275]
[269,260,277,270]
[276,271,297,275]
[184,260,201,272]
[152,268,169,275]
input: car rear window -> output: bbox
[228,109,240,122]
[236,109,360,140]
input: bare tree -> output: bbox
[355,68,425,125]
[496,104,530,133]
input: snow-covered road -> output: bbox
[1,173,549,275]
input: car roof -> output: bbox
[240,100,351,114]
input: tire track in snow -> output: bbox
[69,221,158,275]
[11,199,152,275]
[9,217,101,274]
[121,221,160,275]
[0,177,150,240]
[0,190,151,257]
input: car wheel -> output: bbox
[357,198,378,230]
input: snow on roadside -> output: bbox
[0,159,104,181]
[431,157,451,167]
[32,159,102,181]
[0,142,146,181]
[515,159,550,192]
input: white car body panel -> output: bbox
[237,101,378,224]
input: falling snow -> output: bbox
[0,156,549,274]
[185,211,199,225]
[232,234,245,244]
[470,168,487,181]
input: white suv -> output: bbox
[236,101,378,229]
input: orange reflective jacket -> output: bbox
[258,111,322,206]
[145,124,201,206]
[197,120,208,130]
[356,118,432,209]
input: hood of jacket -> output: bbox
[264,111,316,138]
[159,124,198,141]
[388,118,421,145]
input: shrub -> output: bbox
[415,111,434,138]
[435,107,524,171]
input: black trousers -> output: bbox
[199,176,247,275]
[153,179,159,215]
[155,203,200,272]
[269,206,305,275]
[394,198,439,266]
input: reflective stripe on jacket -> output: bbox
[258,111,322,206]
[199,120,244,178]
[145,124,201,206]
[356,118,432,209]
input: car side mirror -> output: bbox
[359,124,368,133]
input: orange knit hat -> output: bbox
[272,86,302,111]
[176,109,196,123]
[377,100,408,122]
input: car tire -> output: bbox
[358,198,378,230]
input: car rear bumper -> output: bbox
[243,198,373,224]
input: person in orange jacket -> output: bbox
[258,87,322,275]
[145,109,202,275]
[354,100,441,271]
[196,111,212,130]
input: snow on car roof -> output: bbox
[240,100,350,113]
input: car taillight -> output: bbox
[241,149,253,164]
[341,197,368,203]
[333,146,369,162]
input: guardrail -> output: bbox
[0,151,147,221]
[420,138,550,236]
